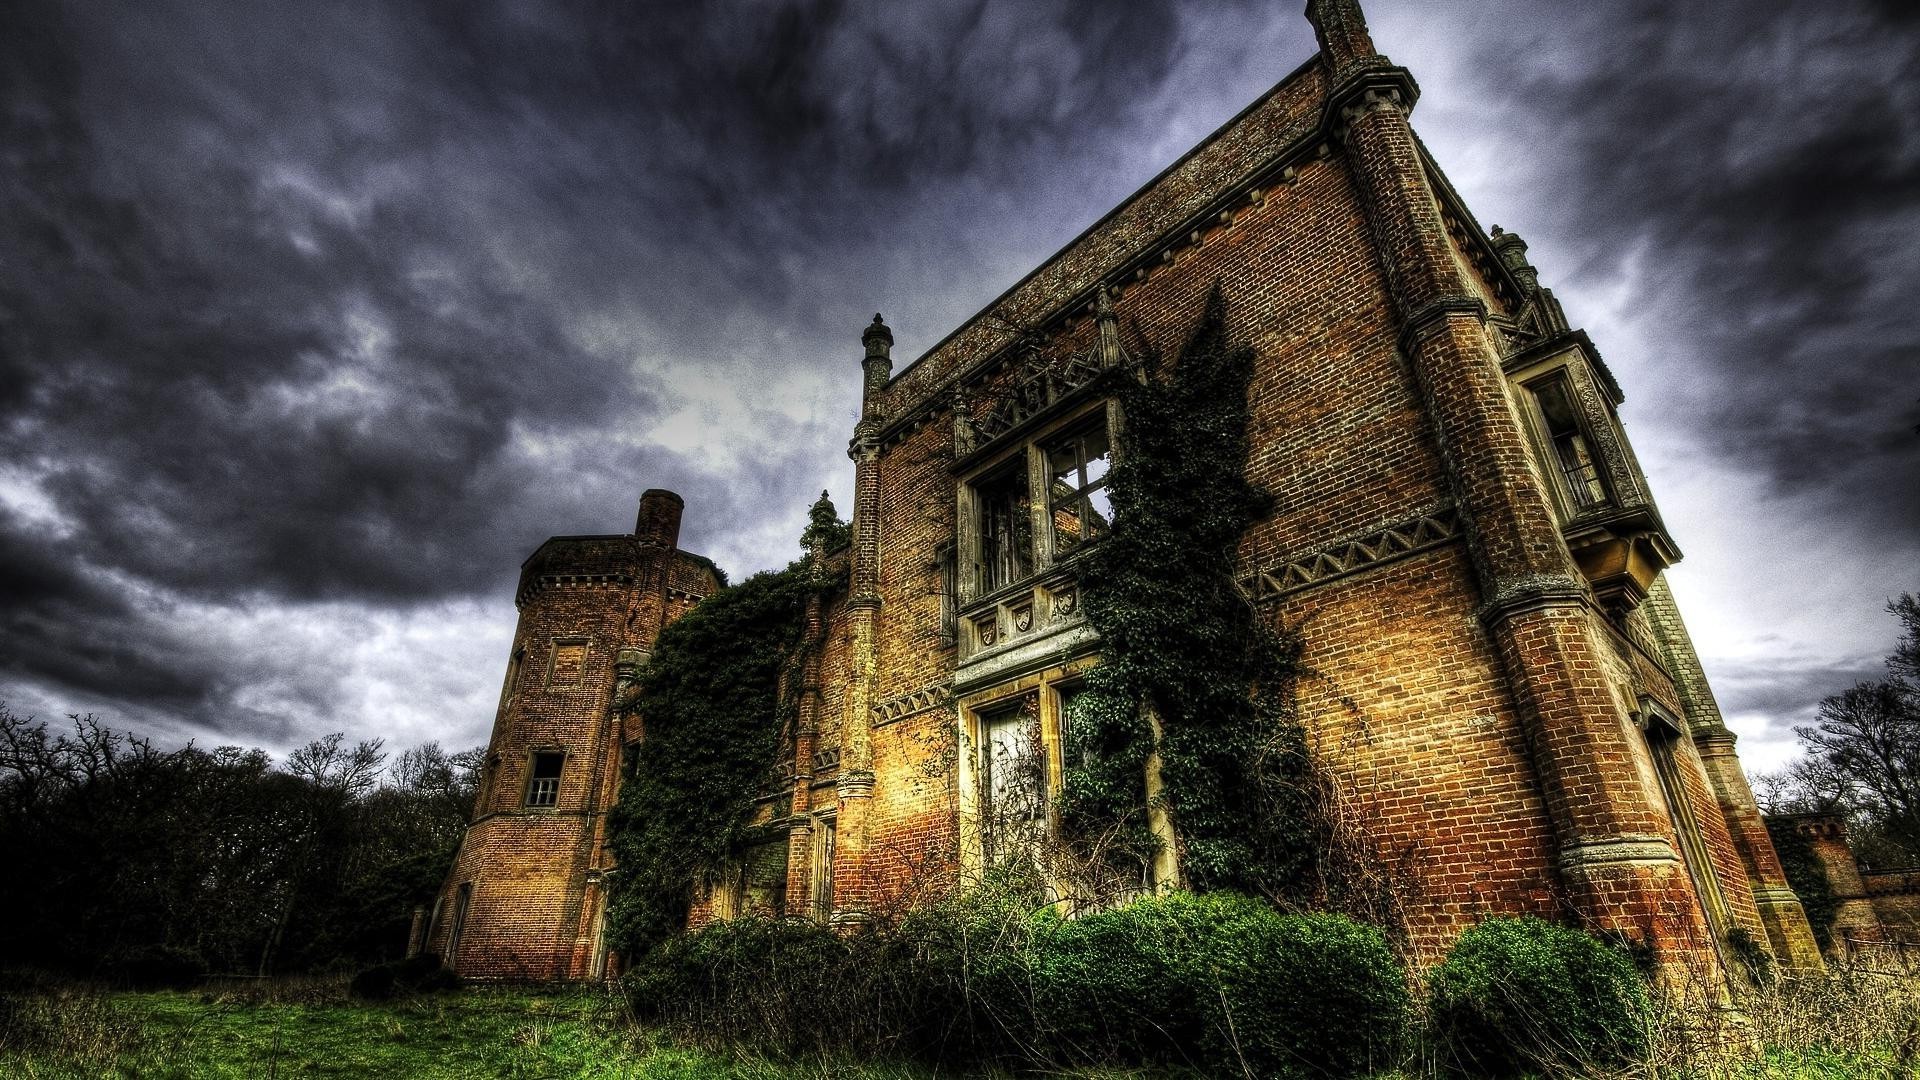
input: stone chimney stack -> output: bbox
[860,314,893,413]
[634,488,683,550]
[1306,0,1380,78]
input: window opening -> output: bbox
[525,751,563,808]
[936,545,958,645]
[812,817,836,921]
[1531,375,1608,510]
[1046,422,1112,555]
[977,465,1033,592]
[446,881,472,968]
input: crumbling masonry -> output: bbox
[424,0,1826,988]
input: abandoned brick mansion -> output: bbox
[421,0,1827,986]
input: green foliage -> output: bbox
[626,888,1409,1078]
[347,954,460,1001]
[800,489,853,557]
[1427,915,1650,1078]
[1059,285,1316,897]
[603,562,829,958]
[2,983,954,1079]
[1724,925,1776,987]
[1765,818,1840,951]
[1028,893,1409,1077]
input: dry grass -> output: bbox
[1639,962,1920,1079]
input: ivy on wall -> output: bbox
[604,498,845,958]
[1763,818,1840,951]
[1058,285,1319,898]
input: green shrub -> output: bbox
[627,892,1409,1077]
[347,953,459,1000]
[1428,915,1650,1077]
[1026,893,1408,1077]
[626,916,865,1057]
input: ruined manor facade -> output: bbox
[422,0,1825,985]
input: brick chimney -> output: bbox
[634,488,683,550]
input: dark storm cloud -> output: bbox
[1459,0,1920,533]
[0,0,1227,739]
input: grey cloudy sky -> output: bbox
[2,0,1915,774]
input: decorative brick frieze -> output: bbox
[1238,505,1460,601]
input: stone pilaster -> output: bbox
[836,315,891,921]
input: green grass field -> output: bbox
[2,977,1914,1079]
[0,985,947,1079]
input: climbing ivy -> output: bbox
[1058,285,1318,898]
[605,501,843,958]
[1764,817,1839,951]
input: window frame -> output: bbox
[523,749,564,809]
[1042,418,1113,558]
[1520,369,1612,517]
[957,400,1116,606]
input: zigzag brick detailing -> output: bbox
[429,0,1821,988]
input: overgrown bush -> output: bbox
[626,889,1409,1078]
[1028,893,1408,1077]
[347,953,459,1000]
[1428,915,1650,1077]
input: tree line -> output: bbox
[0,704,479,983]
[1757,592,1920,869]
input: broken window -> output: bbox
[980,697,1046,866]
[1529,374,1608,510]
[976,465,1033,593]
[525,751,563,808]
[1045,421,1112,555]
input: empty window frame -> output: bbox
[812,816,836,921]
[525,751,563,808]
[1527,373,1609,511]
[446,881,472,968]
[976,465,1033,593]
[1045,420,1112,556]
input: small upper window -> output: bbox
[1045,422,1112,555]
[1530,374,1608,510]
[977,465,1033,593]
[525,751,563,808]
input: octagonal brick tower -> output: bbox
[418,489,719,979]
